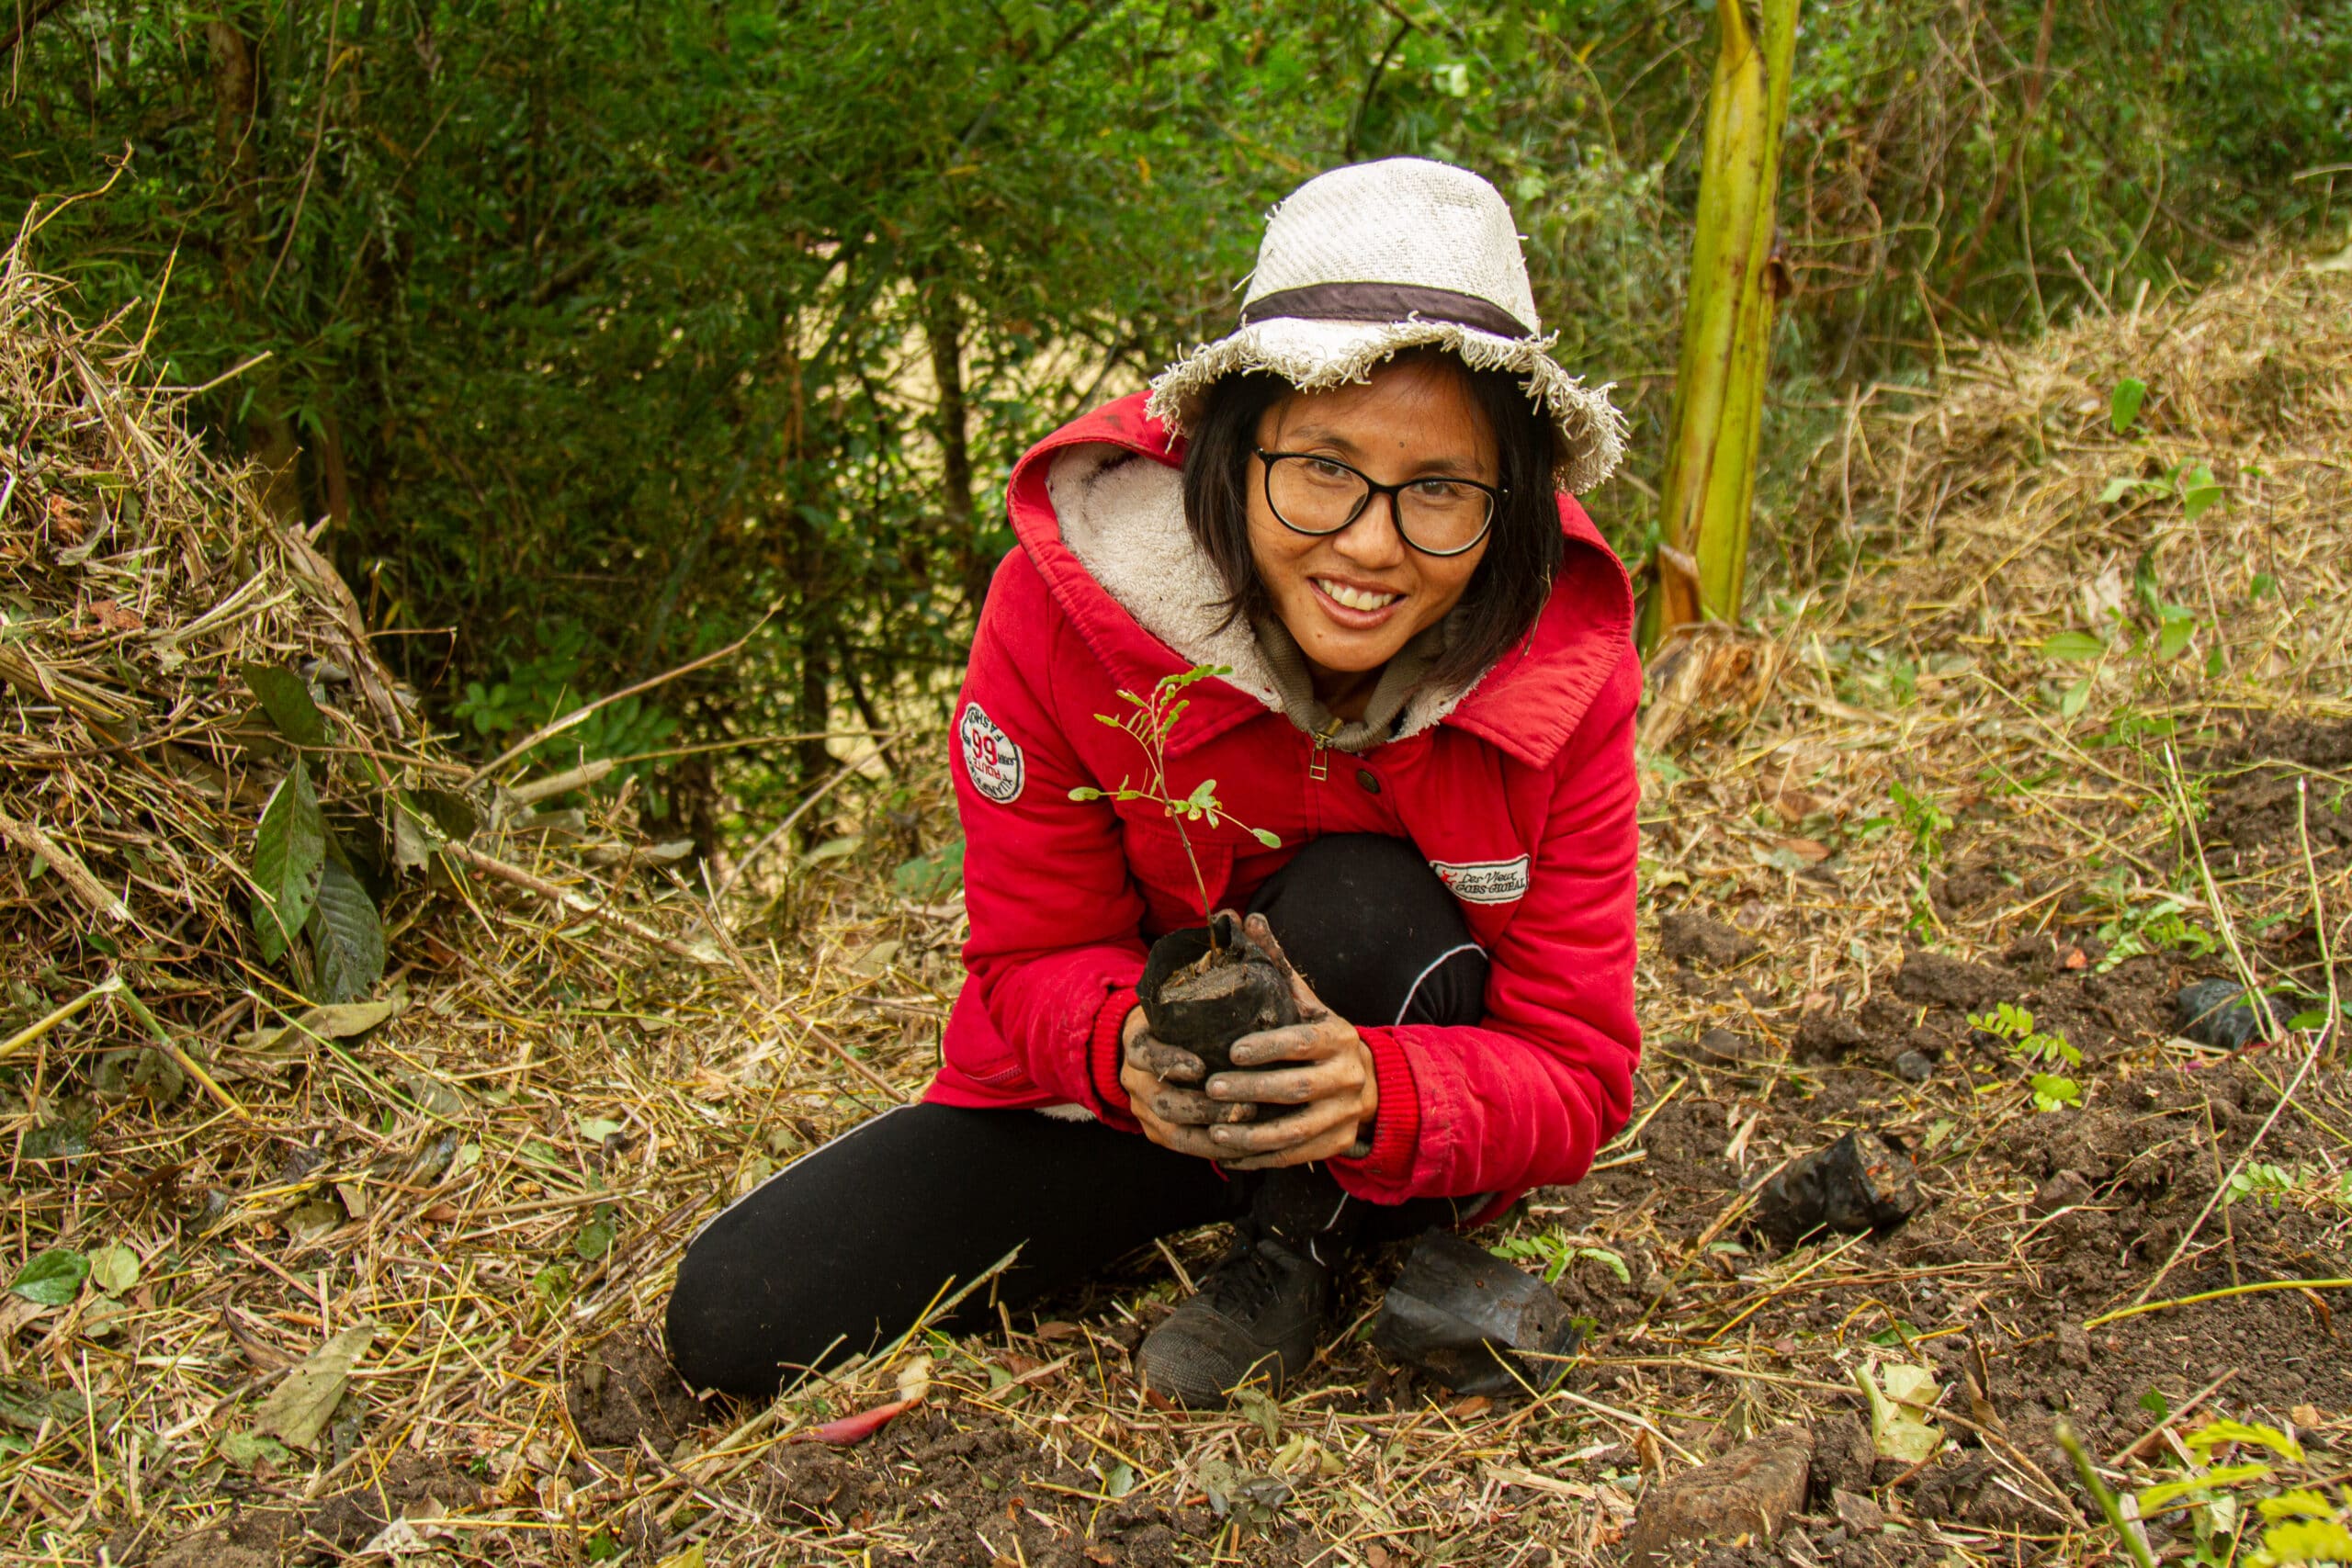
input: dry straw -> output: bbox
[4,232,2350,1566]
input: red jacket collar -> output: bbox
[1003,392,1635,770]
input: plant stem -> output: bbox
[2053,1420,2157,1568]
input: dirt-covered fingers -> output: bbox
[1209,1105,1363,1169]
[1125,1032,1207,1085]
[1241,912,1330,1021]
[1205,1061,1343,1107]
[1222,1021,1333,1070]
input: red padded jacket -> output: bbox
[924,391,1642,1207]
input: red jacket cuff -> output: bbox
[1331,1026,1419,1190]
[1088,985,1139,1126]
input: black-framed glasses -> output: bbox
[1253,449,1502,558]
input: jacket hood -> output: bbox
[1002,390,1635,770]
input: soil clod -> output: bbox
[1657,911,1764,968]
[1621,1424,1815,1567]
[565,1334,706,1450]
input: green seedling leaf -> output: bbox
[9,1248,88,1306]
[1068,786,1103,801]
[573,1209,616,1260]
[1250,828,1282,849]
[576,1116,625,1143]
[220,1429,294,1470]
[2030,1073,2082,1111]
[2156,607,2197,661]
[2041,631,2109,662]
[2176,460,2222,519]
[2136,1462,2273,1513]
[1860,1361,1944,1464]
[252,1322,374,1450]
[1577,1246,1633,1284]
[242,664,329,749]
[892,839,964,899]
[2110,377,2148,434]
[2059,678,2093,719]
[2138,1387,2171,1418]
[306,856,385,1004]
[2250,572,2277,599]
[252,759,325,964]
[801,834,861,866]
[85,1244,139,1297]
[2188,1418,2304,1463]
[2261,1517,2352,1562]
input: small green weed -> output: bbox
[1969,1003,2083,1111]
[1490,1231,1632,1287]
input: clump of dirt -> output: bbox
[755,1408,1211,1567]
[566,1332,707,1450]
[305,1457,481,1551]
[1658,912,1764,968]
[2203,716,2352,874]
[1888,950,2011,1011]
[141,1510,297,1568]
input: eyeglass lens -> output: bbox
[1263,456,1493,554]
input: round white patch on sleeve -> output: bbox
[958,702,1025,804]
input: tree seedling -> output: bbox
[1069,665,1280,942]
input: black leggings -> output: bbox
[664,834,1489,1396]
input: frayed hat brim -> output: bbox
[1146,317,1627,494]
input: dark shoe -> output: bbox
[1137,1234,1331,1404]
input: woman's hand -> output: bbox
[1120,1010,1255,1160]
[1200,913,1379,1170]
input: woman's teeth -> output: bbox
[1315,579,1400,612]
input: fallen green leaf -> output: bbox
[85,1244,139,1297]
[220,1428,295,1469]
[307,856,386,1004]
[253,1323,375,1450]
[242,664,329,749]
[2109,377,2148,434]
[1860,1361,1943,1464]
[9,1248,88,1307]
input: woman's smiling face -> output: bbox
[1247,355,1498,683]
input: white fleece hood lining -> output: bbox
[1048,444,1476,742]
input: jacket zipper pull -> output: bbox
[1308,729,1332,783]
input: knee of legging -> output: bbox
[662,1230,763,1395]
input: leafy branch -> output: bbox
[1068,665,1279,933]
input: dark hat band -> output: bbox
[1238,281,1532,339]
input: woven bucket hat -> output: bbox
[1147,157,1626,494]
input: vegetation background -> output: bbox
[6,0,2348,842]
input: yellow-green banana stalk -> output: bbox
[1643,0,1799,649]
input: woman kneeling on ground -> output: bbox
[666,158,1642,1406]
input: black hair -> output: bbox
[1178,347,1565,693]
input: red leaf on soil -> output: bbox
[791,1394,920,1446]
[2061,946,2089,970]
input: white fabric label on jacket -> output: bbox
[1430,855,1531,905]
[958,702,1025,804]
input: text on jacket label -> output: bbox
[1430,855,1531,905]
[959,702,1025,804]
